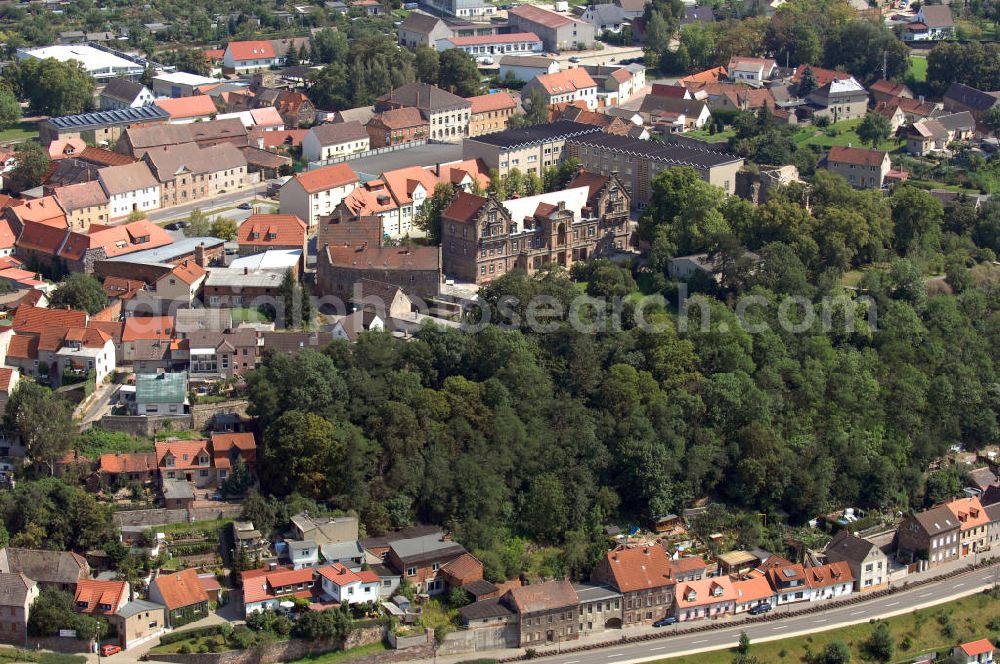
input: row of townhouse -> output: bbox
[458,544,857,650]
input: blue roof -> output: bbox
[136,371,188,404]
[47,105,170,131]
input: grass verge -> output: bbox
[288,641,389,664]
[655,590,1000,664]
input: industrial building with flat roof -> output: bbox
[565,133,745,200]
[462,120,603,176]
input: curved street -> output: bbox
[431,563,1000,664]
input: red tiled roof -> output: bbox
[317,564,367,587]
[293,163,359,194]
[442,191,487,223]
[9,197,67,227]
[99,452,157,474]
[804,561,853,589]
[166,259,206,286]
[155,440,211,470]
[468,92,519,115]
[122,315,173,342]
[13,304,87,332]
[675,577,736,609]
[509,4,578,28]
[251,128,308,149]
[227,40,277,61]
[152,568,209,610]
[78,146,136,167]
[74,579,127,616]
[326,244,439,271]
[601,545,675,593]
[792,65,852,88]
[680,66,728,85]
[828,145,888,168]
[238,214,306,246]
[960,640,995,657]
[447,32,539,47]
[534,68,597,96]
[440,553,483,580]
[155,96,218,120]
[733,574,773,603]
[6,334,38,360]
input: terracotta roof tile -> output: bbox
[292,163,359,194]
[152,568,209,610]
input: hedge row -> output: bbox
[158,625,225,645]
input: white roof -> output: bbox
[18,44,142,76]
[827,77,866,94]
[153,71,218,87]
[500,185,590,234]
[229,249,302,273]
[216,110,255,128]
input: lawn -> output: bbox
[685,128,735,144]
[152,633,228,654]
[154,429,205,441]
[0,121,38,142]
[231,306,272,323]
[904,178,983,196]
[290,642,388,664]
[159,517,233,536]
[0,650,85,664]
[909,54,928,83]
[840,270,865,288]
[792,118,903,152]
[76,427,154,456]
[655,590,1000,664]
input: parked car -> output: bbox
[568,56,582,63]
[748,603,772,615]
[238,202,253,210]
[100,645,122,657]
[165,221,189,231]
[653,616,678,627]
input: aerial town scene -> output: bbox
[0,0,996,663]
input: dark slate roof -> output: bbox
[459,597,515,622]
[0,548,88,586]
[400,11,445,34]
[911,504,959,536]
[463,579,498,597]
[261,331,335,356]
[567,132,743,168]
[944,82,999,112]
[825,530,876,562]
[102,78,148,103]
[378,82,470,112]
[360,525,442,550]
[467,120,602,148]
[0,573,35,606]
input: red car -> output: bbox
[100,645,122,657]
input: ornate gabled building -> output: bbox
[440,171,630,284]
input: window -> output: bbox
[406,567,416,577]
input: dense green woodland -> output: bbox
[246,173,1000,574]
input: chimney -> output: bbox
[194,242,206,267]
[244,266,249,275]
[441,532,452,542]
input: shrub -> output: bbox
[178,644,192,654]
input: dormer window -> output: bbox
[686,590,696,602]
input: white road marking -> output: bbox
[954,582,965,588]
[564,660,579,663]
[814,619,827,624]
[885,601,899,607]
[649,647,667,651]
[691,639,708,644]
[851,610,865,616]
[772,625,787,631]
[919,592,933,598]
[607,654,625,658]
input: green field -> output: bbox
[910,54,928,82]
[792,118,903,151]
[0,121,39,142]
[685,128,735,143]
[656,590,1000,664]
[289,642,388,664]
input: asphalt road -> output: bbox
[146,182,271,223]
[470,565,1000,664]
